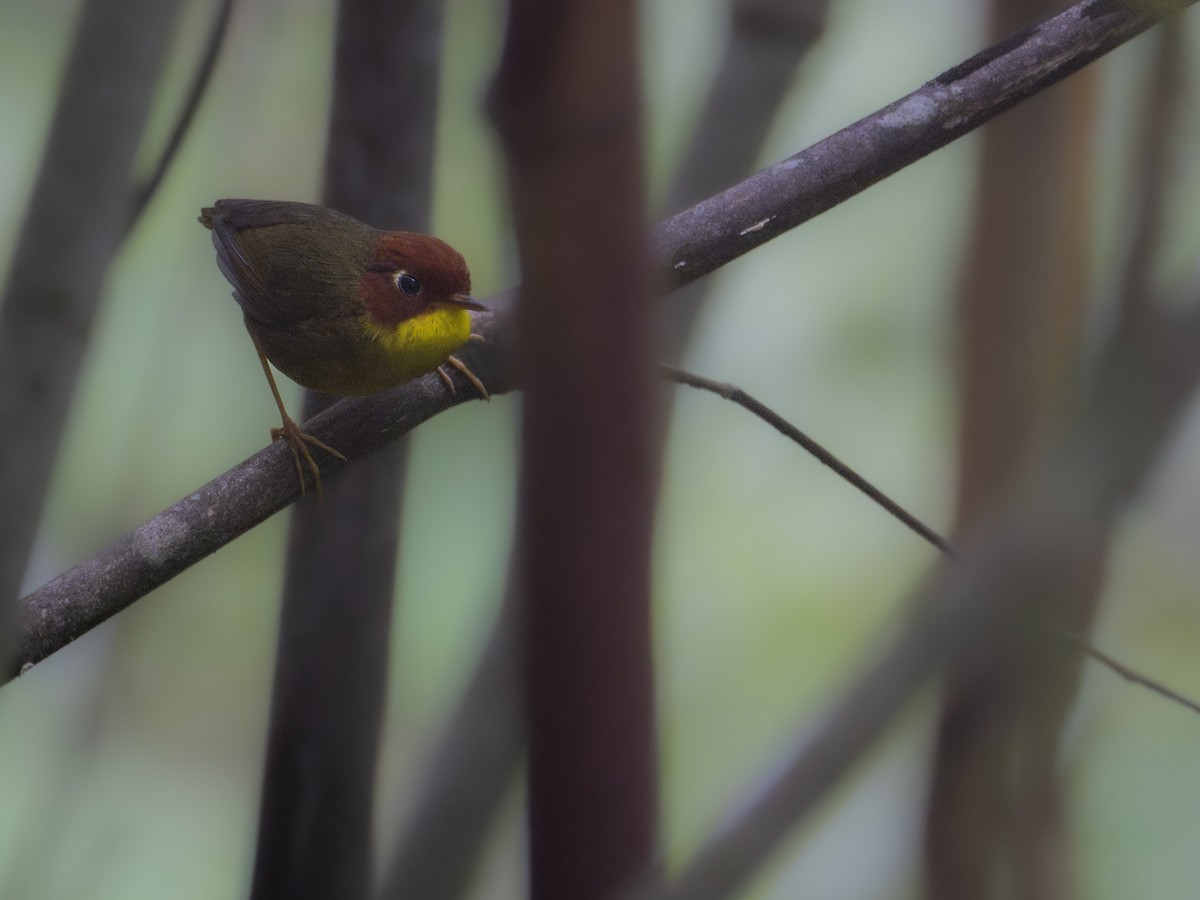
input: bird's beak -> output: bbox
[445,293,488,312]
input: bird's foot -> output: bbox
[271,416,347,502]
[438,353,489,400]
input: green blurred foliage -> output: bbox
[1,0,1199,898]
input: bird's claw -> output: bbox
[271,417,347,502]
[440,353,489,400]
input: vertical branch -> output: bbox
[0,0,180,629]
[248,1,445,898]
[490,0,661,897]
[319,0,446,226]
[377,4,824,893]
[925,1,1100,897]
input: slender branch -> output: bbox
[624,299,1200,900]
[661,362,1200,717]
[10,0,1196,679]
[659,363,956,556]
[1054,627,1200,715]
[125,0,236,230]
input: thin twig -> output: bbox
[1055,627,1200,715]
[126,0,236,230]
[627,298,1200,900]
[659,363,957,557]
[661,362,1200,718]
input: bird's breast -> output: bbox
[248,307,473,397]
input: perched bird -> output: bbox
[200,199,487,498]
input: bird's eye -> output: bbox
[395,271,422,295]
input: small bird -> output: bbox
[200,199,487,498]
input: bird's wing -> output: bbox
[200,200,360,330]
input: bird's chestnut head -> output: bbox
[358,232,483,329]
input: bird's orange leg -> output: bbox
[438,335,489,400]
[249,330,346,501]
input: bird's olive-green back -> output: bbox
[201,199,376,330]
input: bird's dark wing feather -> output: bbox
[200,199,337,230]
[199,199,368,330]
[204,211,270,306]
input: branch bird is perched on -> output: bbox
[200,199,487,499]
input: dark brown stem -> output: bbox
[375,7,827,892]
[491,0,661,896]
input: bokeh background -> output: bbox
[1,0,1199,897]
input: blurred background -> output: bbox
[1,0,1199,897]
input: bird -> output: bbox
[200,199,487,499]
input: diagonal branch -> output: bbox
[8,349,511,680]
[662,363,1200,718]
[653,0,1193,289]
[8,0,1195,680]
[658,0,830,361]
[659,363,956,555]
